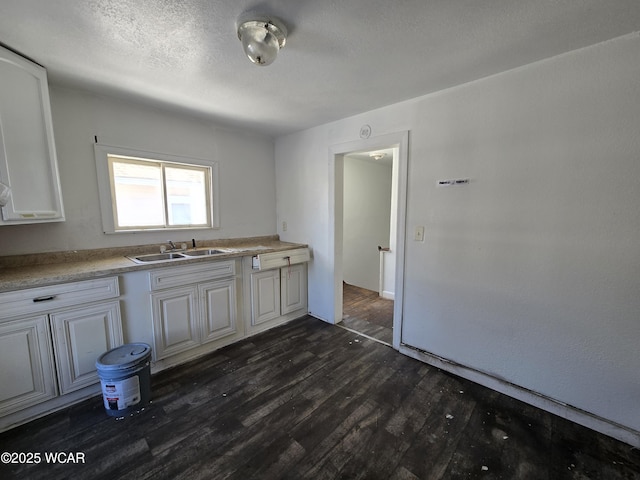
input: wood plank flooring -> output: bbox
[341,282,393,345]
[1,316,639,479]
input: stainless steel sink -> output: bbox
[128,252,186,263]
[127,247,233,264]
[182,249,228,257]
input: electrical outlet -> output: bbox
[414,226,425,241]
[282,221,287,232]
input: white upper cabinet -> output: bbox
[0,45,64,224]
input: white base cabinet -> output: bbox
[282,263,308,315]
[246,259,308,335]
[0,316,56,417]
[0,249,309,432]
[200,278,239,344]
[0,277,122,419]
[251,269,281,326]
[152,286,199,359]
[150,261,240,361]
[50,301,123,394]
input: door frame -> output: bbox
[329,130,409,349]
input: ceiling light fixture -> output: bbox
[237,15,287,66]
[369,152,386,161]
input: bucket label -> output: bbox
[101,375,141,411]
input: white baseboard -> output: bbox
[381,290,395,300]
[399,344,640,448]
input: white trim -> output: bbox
[329,131,409,350]
[381,291,395,301]
[94,143,220,234]
[336,323,392,348]
[399,344,640,448]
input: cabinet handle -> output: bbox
[33,295,56,303]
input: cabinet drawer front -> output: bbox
[0,277,120,320]
[252,248,310,271]
[149,260,235,291]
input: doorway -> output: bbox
[341,281,394,345]
[341,147,395,345]
[329,131,409,350]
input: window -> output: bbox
[95,144,219,233]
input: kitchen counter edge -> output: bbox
[0,238,308,293]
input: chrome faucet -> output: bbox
[168,240,178,250]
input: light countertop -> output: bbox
[0,236,307,292]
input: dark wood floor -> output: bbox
[341,282,394,345]
[1,316,639,479]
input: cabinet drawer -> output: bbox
[149,260,236,291]
[252,248,310,271]
[0,277,120,320]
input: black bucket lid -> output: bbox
[96,343,151,370]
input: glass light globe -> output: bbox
[241,25,279,65]
[237,19,287,66]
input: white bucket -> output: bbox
[96,343,151,416]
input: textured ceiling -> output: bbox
[1,0,640,137]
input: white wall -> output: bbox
[0,86,277,254]
[343,156,392,291]
[275,33,640,439]
[383,147,399,300]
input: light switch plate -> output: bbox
[414,226,425,241]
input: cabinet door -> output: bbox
[250,269,281,326]
[281,263,308,315]
[0,316,57,416]
[151,286,199,360]
[199,278,237,344]
[50,301,123,394]
[0,46,64,224]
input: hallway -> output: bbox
[341,282,393,345]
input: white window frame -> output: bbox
[94,144,220,234]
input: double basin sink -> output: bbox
[128,248,230,264]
